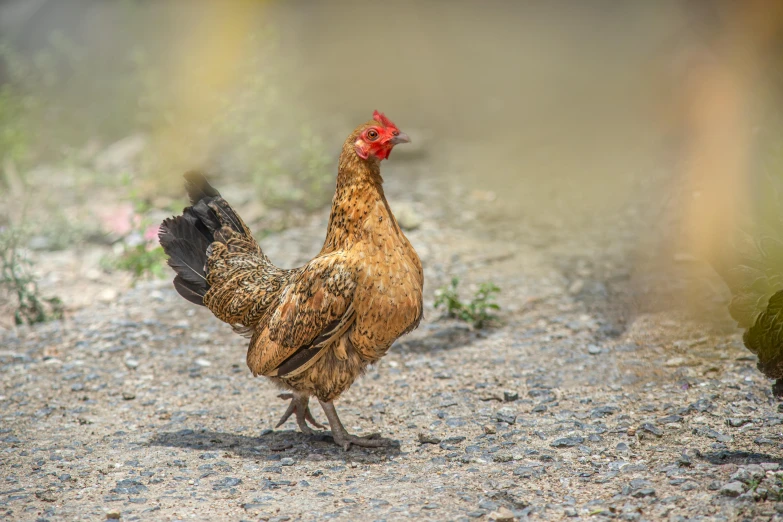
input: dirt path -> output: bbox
[2,172,783,522]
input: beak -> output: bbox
[390,132,411,145]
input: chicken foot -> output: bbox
[276,392,324,435]
[319,400,388,450]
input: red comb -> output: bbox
[373,110,395,128]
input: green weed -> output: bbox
[434,278,501,329]
[0,226,63,325]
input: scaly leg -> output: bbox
[276,392,324,435]
[319,400,388,450]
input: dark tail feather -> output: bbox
[160,171,258,306]
[158,172,226,306]
[184,170,251,238]
[184,170,221,203]
[159,212,212,305]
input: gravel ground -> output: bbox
[2,172,783,522]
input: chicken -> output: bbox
[710,170,783,397]
[158,111,423,448]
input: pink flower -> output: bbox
[99,203,139,236]
[143,224,160,244]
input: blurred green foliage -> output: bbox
[0,25,338,282]
[0,29,335,209]
[0,225,63,325]
[434,278,501,329]
[101,174,168,280]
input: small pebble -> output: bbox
[551,436,584,448]
[720,482,746,497]
[496,411,516,425]
[418,433,442,444]
[488,506,515,521]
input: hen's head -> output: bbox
[352,110,410,161]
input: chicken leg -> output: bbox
[276,392,324,435]
[319,400,387,450]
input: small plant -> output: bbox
[434,277,501,329]
[0,226,63,325]
[113,244,167,279]
[103,175,167,280]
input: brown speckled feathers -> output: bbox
[159,120,423,402]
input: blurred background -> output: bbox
[1,0,782,336]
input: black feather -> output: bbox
[184,170,221,204]
[173,275,207,305]
[159,171,258,309]
[159,172,228,306]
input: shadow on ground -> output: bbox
[395,322,489,354]
[700,450,783,466]
[149,428,401,462]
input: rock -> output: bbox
[551,436,584,448]
[122,392,136,401]
[503,391,519,402]
[587,345,601,355]
[483,425,497,435]
[488,506,515,521]
[112,479,147,495]
[564,507,578,517]
[418,433,442,444]
[720,482,746,497]
[591,406,618,418]
[727,418,751,428]
[665,357,687,367]
[730,465,765,484]
[395,203,423,231]
[194,358,211,367]
[98,288,119,303]
[632,488,656,498]
[690,398,714,412]
[212,477,242,490]
[532,405,547,413]
[496,411,517,425]
[124,359,139,369]
[35,489,57,502]
[280,458,295,466]
[106,511,121,520]
[640,423,662,437]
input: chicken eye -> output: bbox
[367,129,379,141]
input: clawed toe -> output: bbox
[275,393,323,435]
[334,433,389,450]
